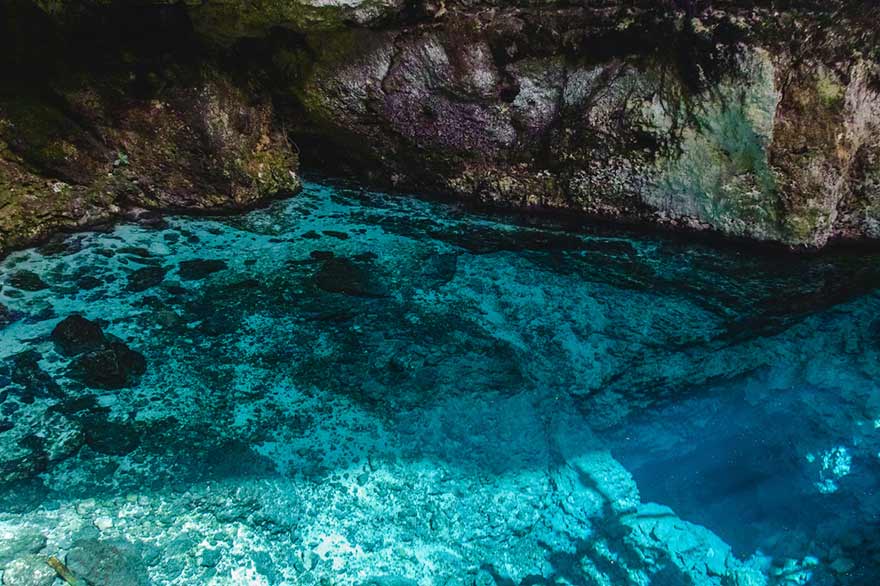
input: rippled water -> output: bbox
[0,181,878,585]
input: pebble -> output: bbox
[94,516,114,531]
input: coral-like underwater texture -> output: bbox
[0,181,878,585]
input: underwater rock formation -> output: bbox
[1,181,879,584]
[0,1,878,252]
[51,315,106,357]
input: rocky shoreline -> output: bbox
[2,1,880,254]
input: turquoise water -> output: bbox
[0,180,878,585]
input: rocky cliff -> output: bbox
[2,0,880,253]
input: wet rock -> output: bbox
[177,259,227,281]
[68,342,147,390]
[1,554,56,586]
[0,529,45,568]
[7,271,48,292]
[65,539,150,586]
[126,267,167,292]
[314,258,387,297]
[51,315,106,356]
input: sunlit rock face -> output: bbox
[288,5,880,248]
[0,181,879,585]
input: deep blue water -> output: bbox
[0,181,878,585]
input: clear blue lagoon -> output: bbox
[0,181,878,585]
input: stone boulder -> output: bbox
[51,315,106,356]
[0,408,84,483]
[126,267,168,293]
[7,271,48,292]
[0,304,18,328]
[68,342,146,390]
[2,350,61,399]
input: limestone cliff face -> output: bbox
[3,0,880,251]
[282,1,880,247]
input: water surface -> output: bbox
[0,181,878,585]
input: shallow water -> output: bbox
[0,180,878,585]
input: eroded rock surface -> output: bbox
[1,2,879,251]
[286,2,880,247]
[0,1,301,257]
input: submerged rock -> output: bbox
[0,407,83,483]
[1,554,56,586]
[0,303,18,328]
[177,259,227,281]
[126,267,168,292]
[3,350,61,399]
[314,257,387,297]
[82,416,140,456]
[7,271,48,292]
[65,539,150,586]
[75,275,103,290]
[0,529,45,569]
[68,342,146,390]
[51,315,106,356]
